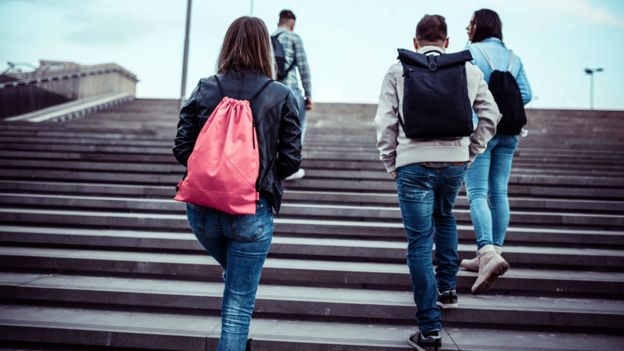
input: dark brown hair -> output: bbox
[279,9,296,24]
[416,15,447,44]
[217,16,274,78]
[471,9,503,43]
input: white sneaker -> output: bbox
[285,168,305,181]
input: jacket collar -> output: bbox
[480,37,506,47]
[273,27,289,35]
[417,46,445,55]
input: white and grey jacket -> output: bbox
[374,46,501,173]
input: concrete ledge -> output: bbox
[5,92,133,123]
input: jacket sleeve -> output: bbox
[515,61,533,105]
[276,92,302,179]
[293,34,312,99]
[172,80,202,167]
[374,65,400,173]
[470,67,502,162]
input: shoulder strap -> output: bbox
[507,50,515,71]
[250,79,273,102]
[214,75,226,97]
[474,44,495,70]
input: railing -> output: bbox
[0,62,138,119]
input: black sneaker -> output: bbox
[408,330,441,351]
[436,289,458,309]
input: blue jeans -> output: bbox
[186,197,273,351]
[396,163,467,333]
[464,135,519,249]
[293,89,307,145]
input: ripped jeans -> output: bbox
[395,163,467,333]
[186,196,273,351]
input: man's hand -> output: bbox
[390,171,397,179]
[305,98,313,111]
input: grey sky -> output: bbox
[1,0,623,110]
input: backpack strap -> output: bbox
[475,45,516,73]
[507,50,515,71]
[474,44,495,70]
[249,79,273,102]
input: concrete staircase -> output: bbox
[0,99,623,350]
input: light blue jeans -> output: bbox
[186,197,273,351]
[464,135,519,249]
[396,163,467,333]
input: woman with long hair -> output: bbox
[460,9,532,294]
[173,16,302,350]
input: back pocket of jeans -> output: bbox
[230,202,268,242]
[231,216,265,242]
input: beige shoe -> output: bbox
[494,245,503,255]
[471,245,510,294]
[460,255,479,272]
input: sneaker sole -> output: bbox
[472,261,511,294]
[407,339,437,351]
[436,301,459,309]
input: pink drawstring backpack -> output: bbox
[175,76,273,214]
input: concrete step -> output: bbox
[2,181,623,214]
[3,305,623,351]
[0,246,622,296]
[1,273,622,331]
[3,149,622,175]
[2,208,623,247]
[1,141,622,169]
[2,193,622,228]
[3,157,622,181]
[2,226,623,269]
[3,133,622,159]
[1,169,622,200]
[2,139,621,170]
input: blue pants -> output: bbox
[396,163,467,333]
[293,89,307,145]
[464,135,519,249]
[186,197,273,351]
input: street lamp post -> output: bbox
[179,0,193,111]
[584,67,603,110]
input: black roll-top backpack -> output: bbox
[398,48,474,140]
[271,32,296,81]
[475,45,527,135]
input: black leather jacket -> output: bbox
[173,72,302,213]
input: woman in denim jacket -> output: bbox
[460,9,532,294]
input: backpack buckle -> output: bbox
[426,56,437,72]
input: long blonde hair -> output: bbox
[217,16,274,79]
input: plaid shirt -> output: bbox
[272,28,311,98]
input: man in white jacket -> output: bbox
[374,14,500,351]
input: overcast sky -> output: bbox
[1,0,623,110]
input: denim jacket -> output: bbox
[467,38,532,105]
